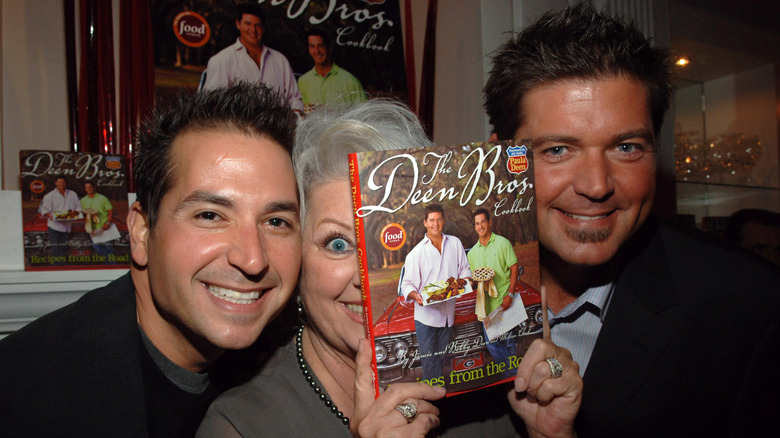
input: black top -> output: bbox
[575,217,780,437]
[0,273,221,437]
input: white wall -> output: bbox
[1,0,70,191]
[430,0,488,145]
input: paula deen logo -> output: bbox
[105,156,123,170]
[506,145,528,174]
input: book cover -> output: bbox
[349,140,543,397]
[19,150,131,270]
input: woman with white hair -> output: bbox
[197,100,582,437]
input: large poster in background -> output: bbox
[19,151,131,271]
[153,0,406,108]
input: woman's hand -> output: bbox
[509,338,582,438]
[350,338,446,438]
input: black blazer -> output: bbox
[0,273,150,437]
[575,218,780,437]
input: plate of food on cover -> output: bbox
[52,210,83,221]
[420,277,473,305]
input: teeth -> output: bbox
[345,303,364,315]
[207,285,260,304]
[565,213,608,221]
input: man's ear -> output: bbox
[127,201,150,267]
[488,132,499,142]
[235,19,241,31]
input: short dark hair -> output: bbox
[483,3,674,141]
[473,208,490,222]
[725,209,780,244]
[55,176,67,183]
[83,180,96,188]
[237,4,264,25]
[134,83,296,230]
[424,204,444,221]
[305,28,330,48]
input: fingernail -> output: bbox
[515,377,526,392]
[357,338,364,352]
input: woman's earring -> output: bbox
[297,295,304,318]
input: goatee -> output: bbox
[566,226,612,243]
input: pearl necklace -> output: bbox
[296,325,350,427]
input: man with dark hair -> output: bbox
[0,83,302,437]
[297,27,366,110]
[38,175,81,259]
[484,3,780,436]
[401,204,470,382]
[202,4,303,112]
[467,208,518,378]
[725,208,780,266]
[80,180,116,260]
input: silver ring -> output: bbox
[546,358,563,379]
[395,402,418,423]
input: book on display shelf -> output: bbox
[19,150,131,271]
[348,140,545,397]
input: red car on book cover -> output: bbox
[373,265,544,387]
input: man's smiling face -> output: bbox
[515,75,657,267]
[424,211,444,239]
[130,130,301,369]
[307,34,330,68]
[236,13,263,49]
[474,213,491,240]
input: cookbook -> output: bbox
[349,140,543,397]
[19,150,131,270]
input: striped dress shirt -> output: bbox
[549,283,614,376]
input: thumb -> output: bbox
[352,338,377,422]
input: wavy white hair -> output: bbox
[293,100,432,225]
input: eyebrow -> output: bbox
[314,217,352,231]
[267,201,300,216]
[531,135,579,147]
[179,191,234,210]
[615,129,655,144]
[532,129,656,148]
[177,191,299,215]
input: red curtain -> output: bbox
[66,0,154,191]
[119,0,155,192]
[76,0,115,154]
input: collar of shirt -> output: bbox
[547,282,615,376]
[549,282,614,324]
[314,63,341,79]
[474,232,495,248]
[234,38,268,59]
[421,233,449,247]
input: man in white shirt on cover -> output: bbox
[202,4,303,112]
[401,204,471,383]
[38,176,82,259]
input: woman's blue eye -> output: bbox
[326,237,350,253]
